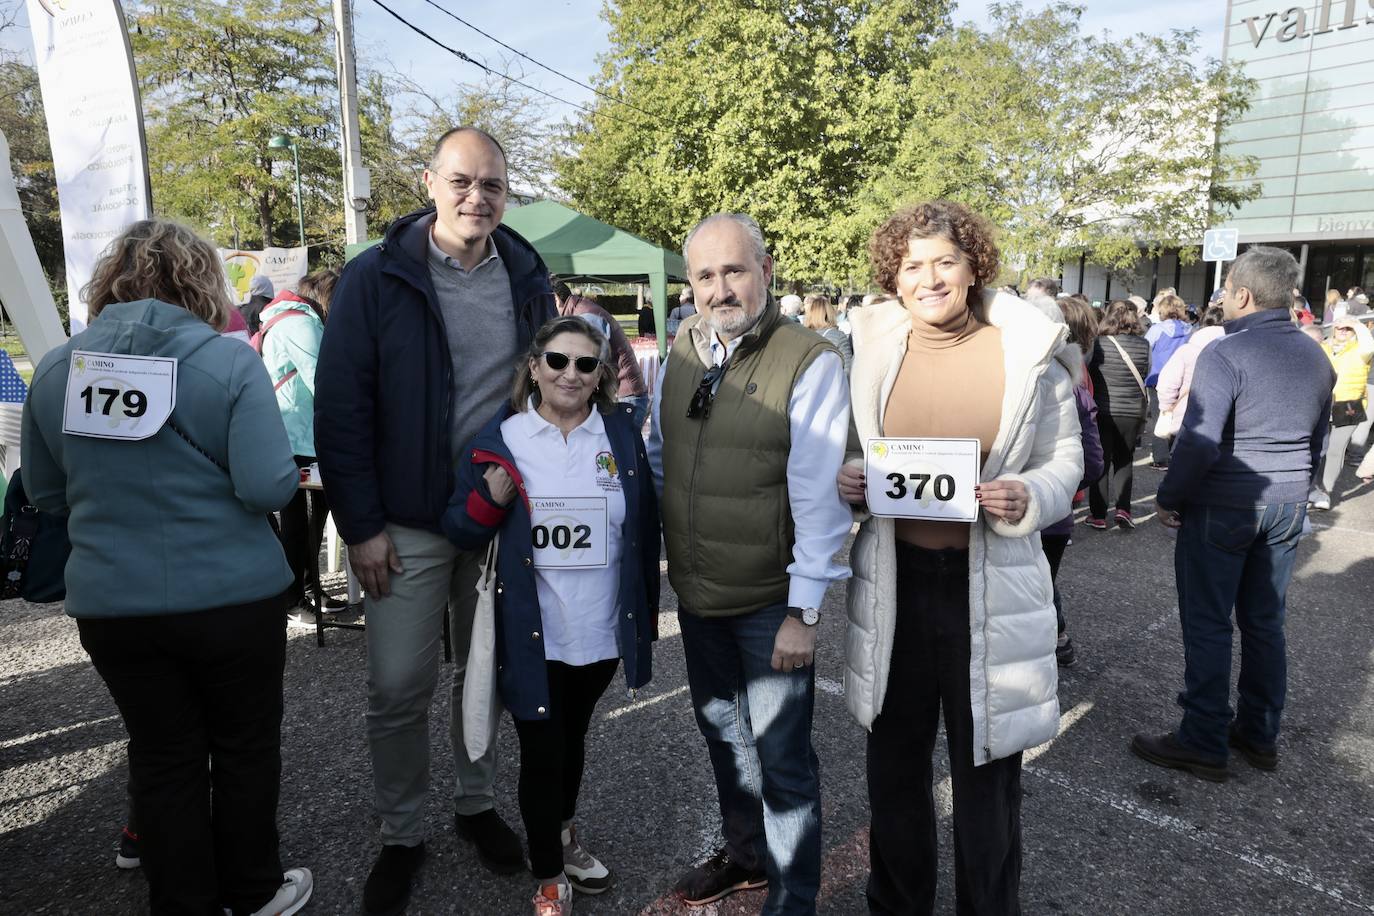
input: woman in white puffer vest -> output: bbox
[836,201,1082,915]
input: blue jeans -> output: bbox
[679,604,821,916]
[1174,502,1305,760]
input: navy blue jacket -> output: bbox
[315,208,556,544]
[1158,308,1335,510]
[442,403,660,721]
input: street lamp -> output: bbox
[268,133,306,248]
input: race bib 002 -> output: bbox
[864,437,980,522]
[62,351,177,441]
[529,496,608,569]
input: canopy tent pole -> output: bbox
[651,267,668,358]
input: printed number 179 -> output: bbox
[79,386,147,418]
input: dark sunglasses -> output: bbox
[686,364,727,419]
[540,351,601,374]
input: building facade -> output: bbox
[1064,0,1374,309]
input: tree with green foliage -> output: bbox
[0,57,63,299]
[844,3,1259,280]
[561,1,1256,287]
[557,0,952,285]
[129,0,341,249]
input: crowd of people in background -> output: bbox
[21,121,1364,916]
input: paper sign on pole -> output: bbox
[220,248,310,304]
[25,0,152,332]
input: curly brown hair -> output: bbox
[82,219,233,331]
[868,200,1000,301]
[1097,300,1145,337]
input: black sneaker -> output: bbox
[1228,723,1278,771]
[115,826,140,869]
[1130,732,1228,783]
[455,809,524,874]
[363,842,426,916]
[674,848,767,907]
[1055,636,1077,668]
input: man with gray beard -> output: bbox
[647,213,852,914]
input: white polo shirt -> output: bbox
[502,402,626,666]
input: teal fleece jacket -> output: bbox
[259,293,323,458]
[22,299,299,618]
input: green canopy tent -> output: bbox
[345,200,686,356]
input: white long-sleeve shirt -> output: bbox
[647,332,853,609]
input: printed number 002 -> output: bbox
[79,385,148,418]
[885,472,956,501]
[531,524,592,550]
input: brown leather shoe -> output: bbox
[674,848,767,907]
[1130,732,1228,782]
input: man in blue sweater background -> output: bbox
[1132,246,1334,782]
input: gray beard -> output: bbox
[709,303,766,340]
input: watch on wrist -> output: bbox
[787,606,820,626]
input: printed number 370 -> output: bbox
[885,472,955,501]
[79,385,147,418]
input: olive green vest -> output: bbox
[660,301,835,617]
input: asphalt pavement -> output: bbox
[2,452,1373,915]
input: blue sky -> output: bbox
[3,0,1231,125]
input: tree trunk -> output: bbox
[258,190,273,248]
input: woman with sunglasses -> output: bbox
[442,316,659,916]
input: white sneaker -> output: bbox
[248,867,313,916]
[286,608,331,629]
[1310,490,1332,511]
[561,826,611,895]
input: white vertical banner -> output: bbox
[25,0,151,332]
[219,248,310,305]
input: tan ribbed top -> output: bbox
[882,308,1005,549]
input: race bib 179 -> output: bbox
[529,496,608,569]
[864,437,981,522]
[62,351,177,441]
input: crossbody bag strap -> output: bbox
[166,417,230,475]
[1107,336,1147,397]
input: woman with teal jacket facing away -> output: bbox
[21,219,313,916]
[258,267,342,624]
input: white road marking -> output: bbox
[815,675,844,697]
[0,714,122,750]
[1025,765,1374,912]
[606,685,689,720]
[1023,701,1095,766]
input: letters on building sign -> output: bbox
[1241,0,1374,47]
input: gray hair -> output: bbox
[682,213,768,271]
[1227,246,1300,311]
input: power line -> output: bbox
[364,0,654,133]
[415,0,663,125]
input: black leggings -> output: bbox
[1088,413,1144,517]
[278,456,327,604]
[513,658,619,880]
[1041,533,1069,635]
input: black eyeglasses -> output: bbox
[540,351,601,374]
[686,364,727,419]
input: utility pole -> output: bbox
[333,0,369,245]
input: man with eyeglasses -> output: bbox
[646,213,852,914]
[316,126,555,916]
